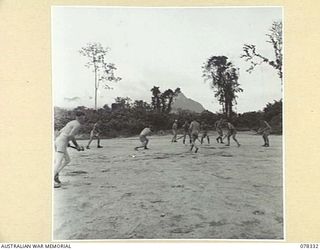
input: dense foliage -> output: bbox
[54,99,282,138]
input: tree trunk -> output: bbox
[224,101,228,119]
[167,97,173,113]
[156,97,161,112]
[228,101,233,119]
[94,65,98,110]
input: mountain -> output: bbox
[171,92,205,113]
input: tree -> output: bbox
[102,104,111,112]
[202,56,243,118]
[151,86,161,112]
[133,100,152,112]
[161,87,181,113]
[79,43,121,110]
[114,97,132,109]
[151,86,181,113]
[241,21,283,82]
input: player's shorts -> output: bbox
[55,136,68,153]
[191,133,198,141]
[202,131,208,137]
[90,131,100,137]
[263,129,271,136]
[227,129,237,136]
[172,129,177,135]
[139,135,148,143]
[217,128,223,136]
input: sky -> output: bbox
[52,7,282,113]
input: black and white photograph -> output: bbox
[52,6,283,240]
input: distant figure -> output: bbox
[225,121,240,147]
[135,126,153,150]
[258,120,272,147]
[171,120,178,142]
[189,120,200,153]
[215,118,224,143]
[86,121,103,149]
[54,111,85,188]
[200,122,210,144]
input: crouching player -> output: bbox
[53,111,85,188]
[135,126,153,150]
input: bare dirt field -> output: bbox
[53,132,283,240]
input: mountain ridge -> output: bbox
[171,92,205,113]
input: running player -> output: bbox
[135,126,153,150]
[225,121,240,147]
[258,120,272,147]
[54,111,85,188]
[182,120,191,144]
[200,122,210,144]
[215,118,224,143]
[86,121,103,149]
[171,120,178,142]
[189,119,200,153]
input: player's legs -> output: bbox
[183,132,186,144]
[54,152,65,177]
[54,137,69,187]
[232,133,240,147]
[226,135,231,146]
[207,135,210,144]
[54,151,70,187]
[135,135,149,150]
[144,137,149,149]
[263,132,270,147]
[200,134,205,144]
[217,129,224,143]
[190,134,199,152]
[222,133,228,142]
[97,134,103,148]
[262,134,267,146]
[86,131,94,149]
[265,134,270,146]
[194,134,199,153]
[176,134,184,141]
[216,129,221,143]
[190,134,195,151]
[171,130,177,142]
[56,151,71,176]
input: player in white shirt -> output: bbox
[54,111,85,188]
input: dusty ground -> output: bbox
[53,132,283,240]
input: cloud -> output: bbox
[64,96,81,102]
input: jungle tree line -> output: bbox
[55,94,282,138]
